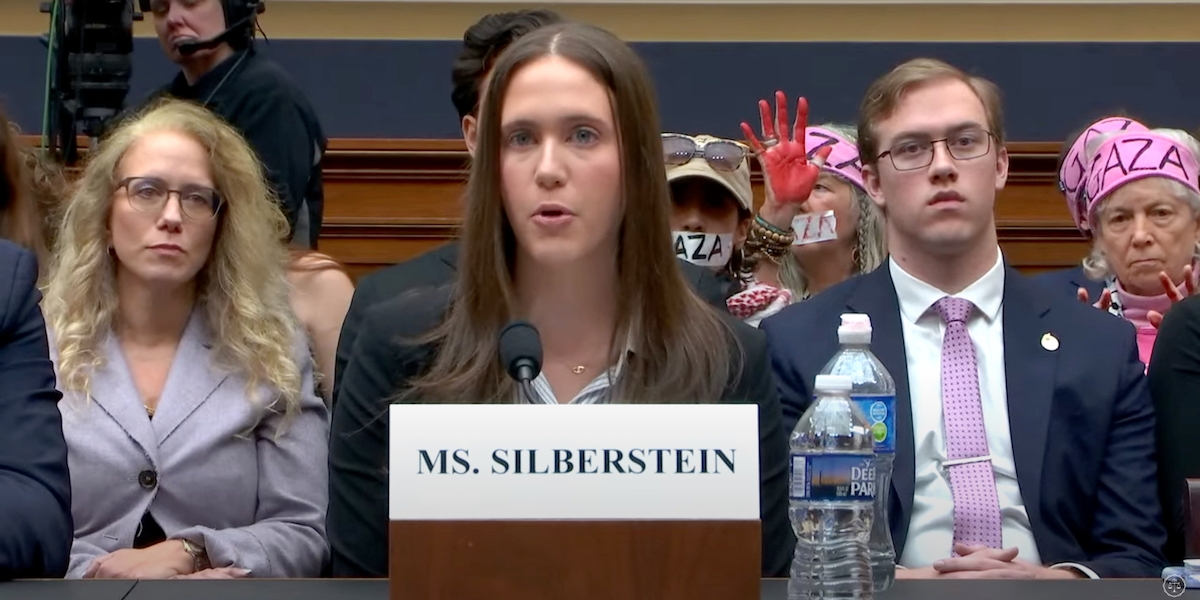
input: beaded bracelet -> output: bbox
[744,219,794,264]
[750,214,795,246]
[754,214,792,237]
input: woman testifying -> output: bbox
[328,23,792,578]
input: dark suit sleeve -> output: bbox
[724,323,794,578]
[760,315,814,433]
[1148,296,1200,564]
[1080,332,1167,577]
[327,302,404,577]
[237,89,318,238]
[0,250,71,579]
[332,274,382,406]
[677,259,732,312]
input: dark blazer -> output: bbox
[1032,265,1104,303]
[1147,294,1200,564]
[327,286,793,578]
[332,241,733,403]
[160,48,326,248]
[0,241,72,579]
[761,262,1166,578]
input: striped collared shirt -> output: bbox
[517,338,634,405]
[522,368,618,405]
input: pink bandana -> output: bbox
[805,127,864,192]
[1059,117,1149,232]
[1084,131,1200,226]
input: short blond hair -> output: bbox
[857,58,1005,167]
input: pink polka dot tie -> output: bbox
[934,296,1003,552]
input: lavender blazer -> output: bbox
[53,311,329,578]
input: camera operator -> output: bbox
[143,0,325,248]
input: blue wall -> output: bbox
[1,36,1196,141]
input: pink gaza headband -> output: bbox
[805,127,864,192]
[1059,117,1149,232]
[1084,131,1200,225]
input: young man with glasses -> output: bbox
[762,58,1166,579]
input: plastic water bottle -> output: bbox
[788,374,875,600]
[819,314,897,591]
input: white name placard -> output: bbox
[388,404,760,521]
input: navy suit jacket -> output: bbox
[0,241,72,578]
[761,261,1166,578]
[1032,265,1104,303]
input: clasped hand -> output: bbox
[897,544,1083,580]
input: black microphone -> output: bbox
[499,320,542,402]
[176,10,260,56]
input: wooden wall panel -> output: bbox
[318,139,1087,280]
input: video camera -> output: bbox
[40,0,141,165]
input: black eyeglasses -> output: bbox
[662,134,748,172]
[116,177,223,221]
[877,129,996,171]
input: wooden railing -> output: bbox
[319,139,1085,281]
[30,137,1082,280]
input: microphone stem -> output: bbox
[518,379,538,405]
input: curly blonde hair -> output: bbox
[42,98,302,415]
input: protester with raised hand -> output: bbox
[1074,128,1200,366]
[731,92,885,322]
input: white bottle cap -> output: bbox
[814,374,853,394]
[838,313,873,345]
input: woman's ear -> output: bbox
[462,115,479,158]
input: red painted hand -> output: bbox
[740,91,831,211]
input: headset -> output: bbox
[138,0,265,55]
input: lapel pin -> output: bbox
[1041,332,1059,352]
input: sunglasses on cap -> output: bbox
[662,134,748,172]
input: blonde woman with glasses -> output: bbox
[42,98,329,579]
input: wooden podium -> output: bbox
[389,519,761,600]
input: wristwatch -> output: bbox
[180,538,211,572]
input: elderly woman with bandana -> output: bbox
[1036,115,1150,300]
[1077,128,1200,366]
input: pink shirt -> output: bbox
[1115,281,1173,367]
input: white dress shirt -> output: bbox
[889,250,1094,577]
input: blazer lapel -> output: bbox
[151,311,229,445]
[88,334,161,467]
[846,265,915,551]
[1001,268,1055,539]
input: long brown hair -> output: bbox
[406,22,740,405]
[0,108,49,267]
